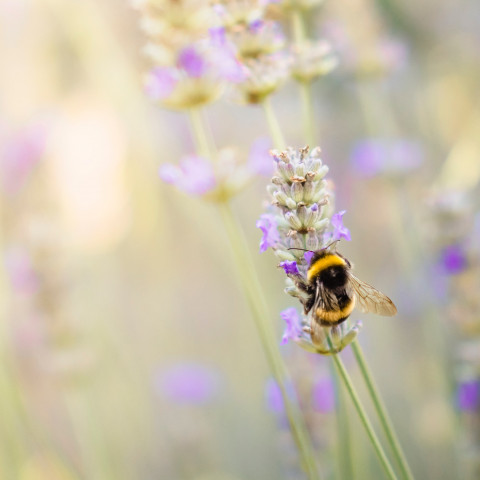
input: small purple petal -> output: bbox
[457,379,480,412]
[331,210,351,242]
[304,251,314,265]
[280,261,299,275]
[280,307,302,345]
[154,363,221,405]
[312,377,336,413]
[256,214,280,252]
[247,137,273,176]
[177,46,205,78]
[311,203,319,212]
[440,245,467,275]
[145,67,177,100]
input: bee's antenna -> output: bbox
[287,248,314,253]
[324,239,340,251]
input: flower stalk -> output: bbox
[330,344,399,480]
[351,340,415,480]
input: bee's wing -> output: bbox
[348,273,397,316]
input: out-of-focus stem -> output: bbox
[262,97,286,149]
[300,82,316,146]
[188,108,211,157]
[351,341,415,480]
[290,9,316,146]
[330,348,398,480]
[330,362,354,480]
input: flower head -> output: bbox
[259,146,361,354]
[440,245,468,275]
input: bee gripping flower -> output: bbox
[258,146,360,354]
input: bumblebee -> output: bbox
[293,247,397,328]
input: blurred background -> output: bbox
[1,0,479,479]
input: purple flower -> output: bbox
[457,379,480,412]
[281,307,302,345]
[264,377,297,414]
[177,46,206,78]
[280,261,299,275]
[312,377,335,413]
[440,245,467,275]
[256,214,280,252]
[4,247,39,295]
[265,378,284,413]
[145,67,178,100]
[154,363,221,405]
[351,138,423,177]
[1,122,46,195]
[331,210,351,242]
[159,155,216,196]
[304,251,314,265]
[209,41,246,83]
[247,137,273,176]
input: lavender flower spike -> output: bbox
[259,146,361,354]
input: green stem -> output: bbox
[331,362,354,480]
[188,108,211,157]
[188,109,321,479]
[262,97,286,149]
[291,9,307,44]
[290,9,316,147]
[300,82,316,147]
[351,341,415,480]
[330,350,398,480]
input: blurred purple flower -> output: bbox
[155,363,221,405]
[265,378,284,413]
[351,138,423,177]
[4,247,39,295]
[1,122,46,195]
[159,155,216,196]
[145,67,178,101]
[312,377,335,413]
[256,214,280,252]
[440,245,467,275]
[281,307,302,345]
[280,261,299,275]
[304,251,315,265]
[247,137,273,176]
[264,377,297,414]
[457,379,480,412]
[331,210,351,242]
[177,46,206,78]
